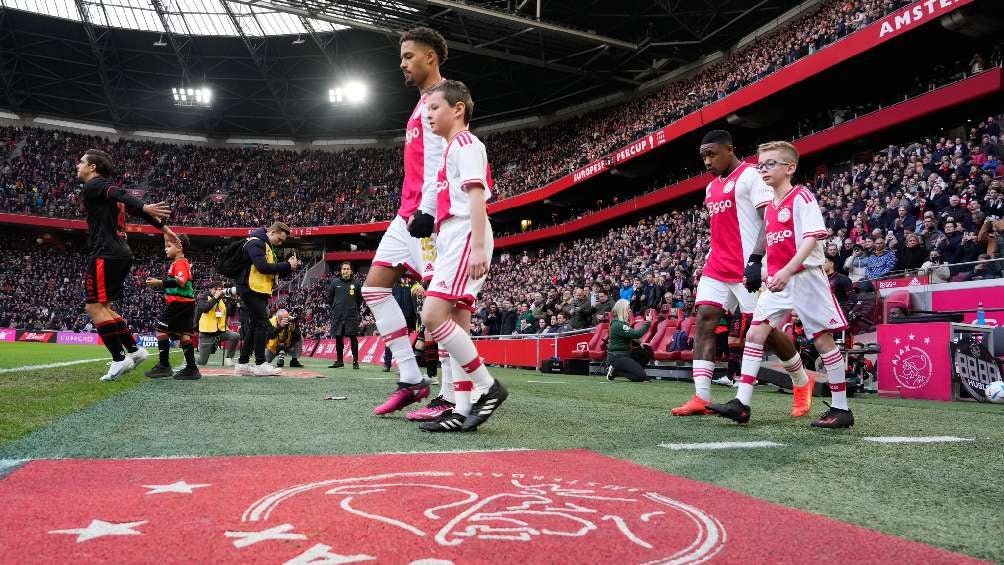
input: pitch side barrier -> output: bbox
[470,329,595,370]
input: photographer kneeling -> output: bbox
[196,282,240,366]
[605,299,653,382]
[266,309,303,368]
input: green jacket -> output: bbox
[608,319,649,352]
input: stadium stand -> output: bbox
[0,0,960,228]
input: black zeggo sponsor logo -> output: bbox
[17,331,56,342]
[952,335,1003,401]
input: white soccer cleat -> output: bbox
[127,348,150,370]
[100,357,135,381]
[224,357,235,367]
[251,362,281,376]
[233,363,254,376]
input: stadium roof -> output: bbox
[0,0,808,139]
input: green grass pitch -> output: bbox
[1,341,1003,562]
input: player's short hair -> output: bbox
[400,27,448,65]
[430,79,474,124]
[269,221,291,235]
[700,130,732,147]
[84,148,114,176]
[758,140,800,166]
[340,261,352,269]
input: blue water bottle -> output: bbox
[977,301,985,325]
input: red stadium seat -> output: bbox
[884,290,912,322]
[568,322,608,359]
[588,323,611,361]
[653,318,685,361]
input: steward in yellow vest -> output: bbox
[234,222,301,373]
[196,283,240,366]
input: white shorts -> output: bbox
[752,267,849,338]
[427,216,494,312]
[372,215,435,282]
[695,275,757,314]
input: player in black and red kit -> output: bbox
[76,149,178,381]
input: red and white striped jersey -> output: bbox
[702,162,773,282]
[398,85,448,219]
[435,129,493,230]
[764,185,828,277]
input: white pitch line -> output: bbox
[0,358,109,374]
[863,436,974,444]
[527,380,567,384]
[658,441,785,451]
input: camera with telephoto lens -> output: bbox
[222,286,238,298]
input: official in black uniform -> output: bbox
[77,148,177,381]
[327,261,363,369]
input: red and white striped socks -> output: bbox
[431,318,494,417]
[692,360,714,401]
[782,354,809,387]
[362,286,422,384]
[737,342,765,405]
[820,348,848,410]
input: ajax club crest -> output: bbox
[777,207,791,223]
[891,337,933,389]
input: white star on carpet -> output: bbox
[142,480,211,495]
[894,338,901,345]
[49,519,146,543]
[908,333,915,341]
[924,337,931,344]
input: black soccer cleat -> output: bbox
[289,359,304,368]
[419,410,469,432]
[172,365,202,380]
[707,398,751,424]
[460,379,509,431]
[328,361,344,369]
[811,404,854,429]
[353,362,360,370]
[145,363,173,379]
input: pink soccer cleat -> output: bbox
[373,379,431,415]
[406,396,455,421]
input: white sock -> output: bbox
[451,357,472,416]
[431,319,494,391]
[438,349,454,403]
[737,342,764,406]
[820,348,848,410]
[362,287,422,384]
[692,360,714,401]
[782,353,809,387]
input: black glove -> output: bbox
[743,254,763,293]
[408,210,435,238]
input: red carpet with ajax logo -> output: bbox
[0,449,987,564]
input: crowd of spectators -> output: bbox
[0,0,956,227]
[3,114,1002,333]
[474,115,1004,334]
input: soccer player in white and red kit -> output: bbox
[708,141,853,428]
[365,28,452,416]
[671,130,812,417]
[418,80,507,432]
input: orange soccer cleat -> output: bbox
[790,381,814,417]
[671,395,713,416]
